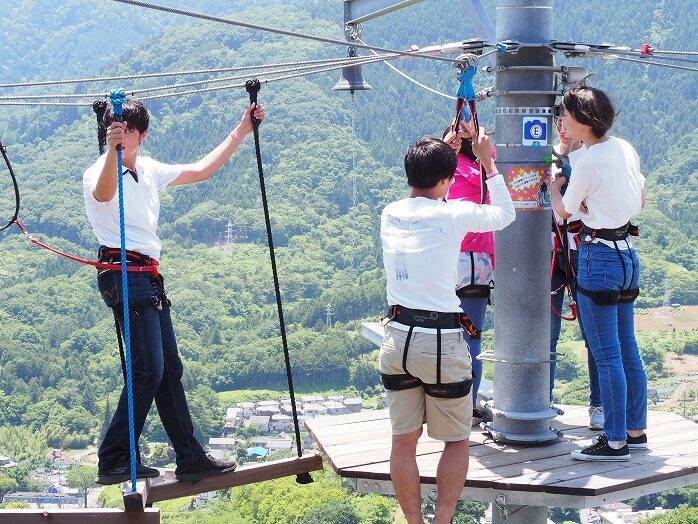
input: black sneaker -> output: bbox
[626,433,648,449]
[175,453,237,482]
[572,435,630,462]
[472,408,484,427]
[96,463,161,485]
[592,432,648,450]
[472,408,490,427]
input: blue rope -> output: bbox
[110,89,138,492]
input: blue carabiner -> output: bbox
[457,65,477,102]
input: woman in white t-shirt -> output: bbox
[550,86,647,463]
[549,118,601,431]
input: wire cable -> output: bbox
[644,48,698,56]
[111,0,461,64]
[602,54,698,73]
[0,56,394,106]
[356,37,456,100]
[0,55,396,101]
[139,55,393,101]
[0,56,392,90]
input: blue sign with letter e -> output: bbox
[522,117,548,147]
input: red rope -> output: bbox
[13,219,159,276]
[551,221,577,321]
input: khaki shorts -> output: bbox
[379,324,473,442]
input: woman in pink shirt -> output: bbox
[445,123,495,426]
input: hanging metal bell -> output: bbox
[332,64,372,93]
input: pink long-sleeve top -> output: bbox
[447,151,495,258]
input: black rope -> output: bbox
[0,138,20,232]
[245,79,312,485]
[93,101,108,155]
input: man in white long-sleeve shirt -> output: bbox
[379,132,515,524]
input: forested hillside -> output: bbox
[0,0,696,469]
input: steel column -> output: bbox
[486,0,558,449]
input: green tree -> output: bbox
[147,443,171,467]
[349,355,380,391]
[301,501,359,524]
[66,466,97,508]
[453,501,487,523]
[351,494,395,524]
[643,505,698,523]
[0,474,18,498]
[549,507,580,523]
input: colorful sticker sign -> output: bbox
[507,166,551,210]
[522,116,548,147]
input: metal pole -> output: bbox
[492,503,548,524]
[485,0,559,446]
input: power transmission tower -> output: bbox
[225,220,234,245]
[325,302,334,326]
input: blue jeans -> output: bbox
[460,296,488,406]
[577,243,647,441]
[97,270,204,469]
[550,249,600,406]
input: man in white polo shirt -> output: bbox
[379,132,515,524]
[83,98,265,484]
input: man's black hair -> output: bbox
[404,136,457,189]
[562,85,616,139]
[104,99,150,134]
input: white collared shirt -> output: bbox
[83,155,183,260]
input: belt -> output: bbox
[392,306,462,329]
[98,246,157,266]
[97,245,159,276]
[567,220,583,234]
[582,222,635,242]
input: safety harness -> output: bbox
[451,55,495,303]
[380,305,477,399]
[577,222,640,306]
[575,222,640,305]
[550,216,582,321]
[455,250,495,301]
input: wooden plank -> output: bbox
[146,454,323,504]
[0,508,160,524]
[123,478,150,512]
[306,410,389,429]
[548,456,698,495]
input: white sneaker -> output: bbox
[588,406,604,430]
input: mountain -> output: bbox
[0,0,696,451]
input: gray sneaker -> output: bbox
[588,406,604,430]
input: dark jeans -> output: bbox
[97,270,204,469]
[550,249,600,406]
[577,243,647,441]
[459,296,487,406]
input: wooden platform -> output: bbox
[306,406,698,509]
[145,454,323,504]
[0,508,160,524]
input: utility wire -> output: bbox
[138,56,392,101]
[0,56,389,90]
[111,0,462,64]
[641,48,698,56]
[0,55,396,101]
[0,56,394,106]
[602,53,698,73]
